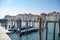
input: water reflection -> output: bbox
[25,34,28,40]
[7,22,60,40]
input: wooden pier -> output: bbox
[0,26,11,40]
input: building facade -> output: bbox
[46,12,60,21]
[4,13,40,29]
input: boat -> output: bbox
[17,26,33,30]
[15,27,38,35]
[8,26,33,31]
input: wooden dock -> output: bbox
[0,26,11,40]
[0,34,11,40]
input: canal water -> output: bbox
[8,22,60,40]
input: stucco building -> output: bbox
[4,13,40,29]
[46,12,60,21]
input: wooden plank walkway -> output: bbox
[0,26,11,40]
[0,34,11,40]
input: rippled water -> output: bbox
[8,22,60,40]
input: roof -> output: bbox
[48,12,60,15]
[47,12,60,15]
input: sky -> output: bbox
[0,0,60,18]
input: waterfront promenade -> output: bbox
[0,26,11,40]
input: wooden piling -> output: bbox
[45,21,48,40]
[26,21,28,34]
[53,21,56,40]
[19,19,22,37]
[9,25,10,28]
[42,20,44,31]
[5,21,7,29]
[17,19,22,37]
[58,20,60,37]
[29,21,30,27]
[43,21,44,28]
[11,20,13,28]
[39,17,42,40]
[32,21,34,27]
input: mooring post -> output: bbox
[9,25,10,28]
[17,19,22,37]
[43,21,44,28]
[19,19,22,37]
[26,21,28,34]
[11,20,13,28]
[32,21,33,26]
[58,19,60,37]
[42,20,44,31]
[29,20,30,27]
[53,21,56,40]
[5,20,7,29]
[45,21,48,40]
[39,17,42,40]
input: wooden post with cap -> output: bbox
[58,19,60,37]
[45,21,48,40]
[17,19,22,37]
[26,21,28,34]
[53,21,56,40]
[19,19,22,37]
[39,17,42,40]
